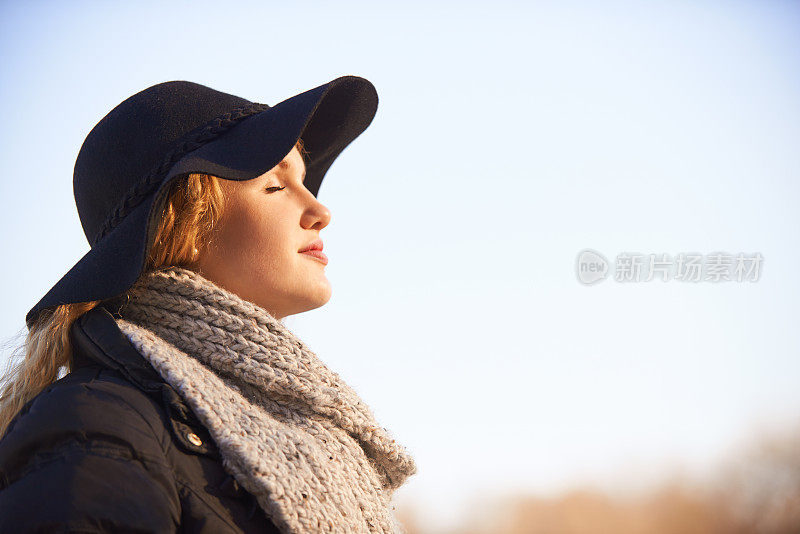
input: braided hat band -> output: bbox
[91,102,270,247]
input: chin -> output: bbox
[304,281,333,309]
[282,278,332,317]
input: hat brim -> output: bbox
[25,75,378,329]
[161,75,378,197]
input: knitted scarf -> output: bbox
[112,266,417,533]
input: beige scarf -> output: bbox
[113,266,417,533]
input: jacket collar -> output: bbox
[71,304,221,459]
[71,305,166,394]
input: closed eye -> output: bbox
[265,186,286,193]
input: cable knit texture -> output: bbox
[112,266,417,533]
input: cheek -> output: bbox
[215,199,293,274]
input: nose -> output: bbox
[300,190,331,231]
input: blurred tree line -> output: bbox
[398,420,800,534]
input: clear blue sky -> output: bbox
[2,1,799,529]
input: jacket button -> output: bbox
[186,432,203,446]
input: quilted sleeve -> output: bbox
[0,377,180,533]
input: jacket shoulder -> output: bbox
[0,367,181,532]
[0,365,172,486]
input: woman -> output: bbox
[0,77,417,533]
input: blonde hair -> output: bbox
[0,139,307,439]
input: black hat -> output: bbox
[25,75,378,329]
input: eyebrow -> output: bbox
[278,159,307,181]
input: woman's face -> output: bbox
[191,146,332,319]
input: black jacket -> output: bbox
[0,305,281,533]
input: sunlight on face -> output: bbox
[191,146,332,319]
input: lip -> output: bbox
[299,238,327,265]
[298,238,323,253]
[300,249,328,265]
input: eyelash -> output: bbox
[265,186,286,193]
